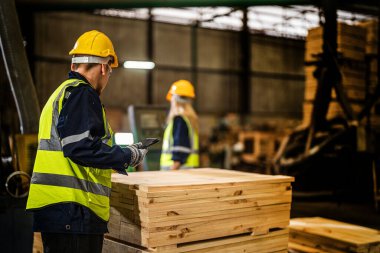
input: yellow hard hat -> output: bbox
[69,30,118,68]
[166,80,195,101]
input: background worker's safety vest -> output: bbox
[26,79,113,221]
[160,116,199,170]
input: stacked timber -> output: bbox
[103,168,294,253]
[305,23,366,62]
[359,19,380,129]
[303,23,367,126]
[358,19,378,55]
[288,217,380,253]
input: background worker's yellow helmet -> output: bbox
[69,30,118,68]
[166,80,196,101]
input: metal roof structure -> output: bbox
[96,6,376,39]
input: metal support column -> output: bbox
[191,21,198,111]
[147,9,154,104]
[240,7,251,114]
[305,0,337,151]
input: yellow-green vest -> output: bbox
[26,79,113,221]
[160,116,199,170]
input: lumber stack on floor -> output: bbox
[103,168,294,253]
[288,217,380,253]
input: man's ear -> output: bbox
[70,63,76,71]
[101,64,107,76]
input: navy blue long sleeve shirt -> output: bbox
[32,71,131,234]
[57,72,131,170]
[171,116,191,164]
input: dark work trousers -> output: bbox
[41,233,104,253]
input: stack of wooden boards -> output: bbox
[288,217,380,253]
[358,20,379,129]
[103,168,294,253]
[303,22,367,126]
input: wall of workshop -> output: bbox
[34,12,148,109]
[33,11,305,136]
[250,35,305,119]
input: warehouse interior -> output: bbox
[1,0,380,252]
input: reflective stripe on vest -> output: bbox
[26,79,113,221]
[160,116,199,170]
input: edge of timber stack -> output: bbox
[103,168,294,253]
[288,217,380,253]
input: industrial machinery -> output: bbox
[128,105,167,171]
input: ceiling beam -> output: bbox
[16,0,315,11]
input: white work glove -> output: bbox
[127,142,148,167]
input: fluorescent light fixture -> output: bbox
[123,61,155,70]
[114,132,134,146]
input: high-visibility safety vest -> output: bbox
[26,79,113,221]
[160,116,199,170]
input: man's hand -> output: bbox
[127,143,148,167]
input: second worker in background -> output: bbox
[160,80,200,170]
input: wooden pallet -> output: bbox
[108,169,294,249]
[288,217,380,253]
[103,228,289,253]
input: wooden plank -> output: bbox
[138,187,291,209]
[142,220,289,247]
[289,217,380,253]
[112,169,294,193]
[110,187,292,216]
[307,23,366,40]
[134,182,291,199]
[143,210,290,234]
[110,210,290,247]
[288,241,330,253]
[140,204,291,227]
[103,229,289,253]
[137,193,292,218]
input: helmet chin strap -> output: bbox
[72,55,112,65]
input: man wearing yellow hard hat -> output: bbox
[160,80,200,170]
[26,30,147,253]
